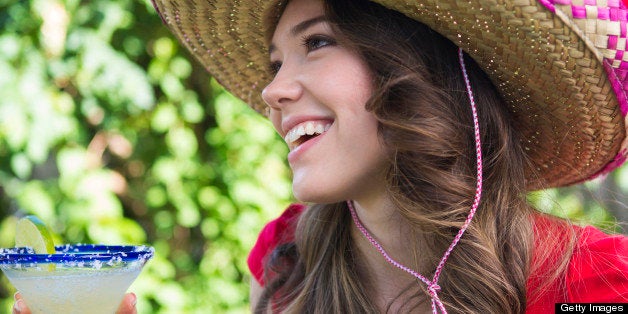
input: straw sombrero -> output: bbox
[150,0,628,190]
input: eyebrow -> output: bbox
[268,15,328,54]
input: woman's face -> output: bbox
[262,0,388,203]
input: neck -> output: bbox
[353,195,432,253]
[350,197,430,268]
[350,197,402,252]
[348,198,432,311]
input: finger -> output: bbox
[115,292,137,314]
[13,292,31,314]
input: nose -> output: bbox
[262,65,303,110]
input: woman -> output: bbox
[14,0,628,313]
[250,0,531,312]
[247,0,627,312]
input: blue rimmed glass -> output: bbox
[0,244,154,314]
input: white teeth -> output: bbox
[284,121,332,148]
[305,122,315,135]
[315,124,324,134]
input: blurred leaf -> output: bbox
[0,1,293,312]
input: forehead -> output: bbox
[278,0,324,27]
[266,0,325,43]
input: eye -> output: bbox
[302,34,336,52]
[269,61,282,76]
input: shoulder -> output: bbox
[566,224,628,301]
[527,215,628,312]
[247,204,306,286]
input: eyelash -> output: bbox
[301,34,336,52]
[269,61,281,76]
[268,34,337,76]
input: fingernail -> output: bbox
[130,293,137,306]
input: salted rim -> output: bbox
[0,244,154,265]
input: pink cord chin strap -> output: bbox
[348,48,483,314]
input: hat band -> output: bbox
[537,0,628,182]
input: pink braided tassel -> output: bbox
[348,48,483,314]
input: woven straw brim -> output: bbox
[151,0,626,190]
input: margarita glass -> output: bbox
[0,244,153,314]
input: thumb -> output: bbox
[116,293,138,314]
[13,292,31,314]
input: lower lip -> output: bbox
[287,132,326,165]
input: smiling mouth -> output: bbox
[284,121,332,150]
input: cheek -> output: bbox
[333,69,374,116]
[361,118,384,155]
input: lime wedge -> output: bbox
[15,215,56,254]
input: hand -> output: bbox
[13,291,138,314]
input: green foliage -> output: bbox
[0,0,626,313]
[0,0,292,312]
[528,169,628,234]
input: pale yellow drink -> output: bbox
[0,244,153,314]
[3,265,142,314]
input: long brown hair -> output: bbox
[256,0,574,312]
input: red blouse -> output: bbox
[247,204,628,312]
